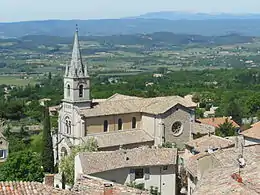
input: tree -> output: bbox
[195,108,204,118]
[0,150,44,182]
[192,93,201,103]
[59,138,98,185]
[30,132,43,153]
[224,100,242,125]
[61,171,66,189]
[215,118,237,137]
[41,106,54,173]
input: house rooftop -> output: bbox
[193,161,260,195]
[0,181,71,195]
[192,122,215,135]
[240,121,260,140]
[78,147,178,175]
[185,153,210,177]
[186,135,235,153]
[83,129,154,149]
[73,174,149,195]
[80,93,196,118]
[197,117,240,128]
[185,145,260,178]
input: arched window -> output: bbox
[65,117,71,134]
[68,121,72,134]
[132,117,136,129]
[65,119,69,134]
[67,84,70,97]
[79,85,83,98]
[118,118,123,130]
[61,147,68,157]
[104,120,108,132]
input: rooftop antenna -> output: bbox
[237,143,245,176]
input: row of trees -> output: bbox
[2,69,260,125]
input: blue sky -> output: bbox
[1,0,260,22]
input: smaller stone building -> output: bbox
[185,144,260,195]
[0,132,8,163]
[75,147,178,195]
[240,121,260,146]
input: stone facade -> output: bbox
[161,105,195,149]
[54,29,197,163]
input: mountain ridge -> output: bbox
[1,17,260,38]
[134,11,260,20]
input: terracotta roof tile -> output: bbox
[197,117,240,128]
[83,129,154,149]
[73,174,149,195]
[0,181,71,195]
[186,135,235,153]
[241,121,260,139]
[192,122,215,135]
[185,153,210,177]
[80,94,196,117]
[185,145,260,178]
[78,148,177,175]
[193,161,260,195]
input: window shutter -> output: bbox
[144,167,150,180]
[129,168,135,182]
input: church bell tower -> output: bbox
[63,26,91,108]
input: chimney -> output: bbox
[104,183,113,195]
[44,174,55,187]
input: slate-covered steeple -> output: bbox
[63,25,91,108]
[65,25,88,78]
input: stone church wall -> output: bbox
[161,105,194,149]
[85,113,142,134]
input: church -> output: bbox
[54,28,197,162]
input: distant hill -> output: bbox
[1,18,260,38]
[0,32,254,53]
[135,11,260,20]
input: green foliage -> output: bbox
[30,132,43,153]
[215,118,238,137]
[192,93,201,103]
[195,108,204,118]
[150,186,161,195]
[24,100,43,122]
[41,107,54,173]
[0,150,44,182]
[59,138,98,185]
[127,182,145,190]
[61,171,66,189]
[7,136,28,153]
[162,142,174,148]
[50,115,58,129]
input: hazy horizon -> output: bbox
[2,0,260,22]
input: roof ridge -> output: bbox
[211,135,235,143]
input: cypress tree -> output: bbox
[42,106,54,173]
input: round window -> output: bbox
[172,121,183,136]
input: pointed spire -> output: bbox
[65,25,88,78]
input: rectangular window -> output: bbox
[0,150,4,158]
[144,167,150,180]
[135,168,144,179]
